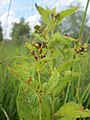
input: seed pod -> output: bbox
[32,41,36,46]
[30,50,35,55]
[37,84,40,89]
[38,48,42,54]
[42,42,47,48]
[37,42,42,47]
[81,46,84,51]
[65,34,70,37]
[34,25,40,29]
[55,13,60,20]
[41,55,46,59]
[80,52,84,55]
[74,48,79,53]
[79,47,82,51]
[26,77,32,84]
[41,55,44,58]
[84,48,87,52]
[35,56,38,60]
[44,60,47,63]
[35,43,39,48]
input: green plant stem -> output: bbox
[50,60,55,114]
[76,85,81,104]
[38,71,42,120]
[49,49,55,115]
[50,54,55,115]
[39,100,42,120]
[80,83,90,102]
[76,0,90,101]
[64,82,71,103]
[83,88,90,102]
[78,0,90,40]
[86,95,90,108]
[51,60,54,73]
[52,95,54,114]
[76,0,90,103]
[38,71,41,84]
[77,70,81,104]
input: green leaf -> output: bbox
[48,33,71,49]
[46,68,60,95]
[8,60,35,82]
[35,4,50,24]
[60,7,78,22]
[25,42,33,51]
[53,73,78,97]
[17,82,51,120]
[52,7,56,14]
[53,102,90,119]
[42,98,51,120]
[64,36,78,42]
[17,83,39,120]
[60,117,75,120]
[46,67,78,97]
[58,58,81,73]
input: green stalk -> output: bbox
[80,83,90,102]
[76,0,90,104]
[49,50,55,115]
[78,0,90,40]
[39,101,42,120]
[64,82,71,103]
[38,71,41,84]
[83,88,90,102]
[38,71,42,120]
[77,68,81,104]
[52,95,54,114]
[51,57,55,115]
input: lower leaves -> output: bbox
[17,83,51,120]
[53,102,90,120]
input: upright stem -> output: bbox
[39,100,42,120]
[78,0,90,40]
[77,70,81,104]
[52,95,54,114]
[51,58,55,115]
[50,24,55,116]
[49,49,55,115]
[38,71,41,84]
[64,82,71,103]
[38,71,42,120]
[75,0,90,104]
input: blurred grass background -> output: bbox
[0,42,26,120]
